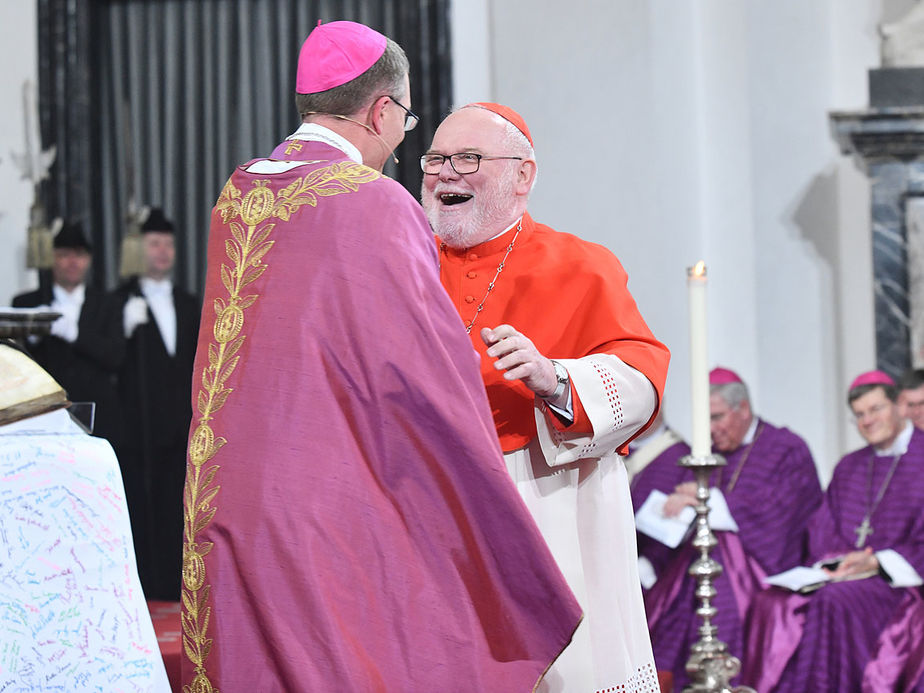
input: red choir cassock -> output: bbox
[438,212,670,452]
[438,210,670,690]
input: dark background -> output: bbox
[37,0,453,294]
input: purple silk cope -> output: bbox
[642,419,821,689]
[179,139,581,692]
[742,427,924,693]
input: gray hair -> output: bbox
[295,38,409,118]
[710,381,750,409]
[500,118,538,194]
[499,119,535,160]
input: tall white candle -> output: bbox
[688,261,710,457]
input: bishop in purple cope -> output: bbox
[742,370,924,692]
[643,367,822,689]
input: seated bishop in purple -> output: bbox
[742,370,924,692]
[643,367,822,689]
[626,407,691,590]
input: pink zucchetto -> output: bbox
[709,367,743,385]
[296,20,387,94]
[467,102,534,147]
[849,370,895,391]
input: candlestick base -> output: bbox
[678,453,755,693]
[681,453,728,469]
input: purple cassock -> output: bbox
[629,433,691,581]
[863,591,924,692]
[742,426,924,692]
[179,135,581,692]
[643,419,822,689]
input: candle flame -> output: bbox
[692,260,706,277]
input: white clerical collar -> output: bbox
[484,217,522,243]
[284,123,363,165]
[875,420,914,457]
[741,416,759,446]
[140,276,173,296]
[52,283,85,304]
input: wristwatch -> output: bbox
[544,360,570,401]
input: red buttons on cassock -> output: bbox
[465,296,475,303]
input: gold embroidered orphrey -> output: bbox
[181,161,380,693]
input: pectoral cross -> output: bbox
[284,140,303,155]
[855,517,873,548]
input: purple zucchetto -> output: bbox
[849,370,895,391]
[710,367,744,385]
[296,20,387,95]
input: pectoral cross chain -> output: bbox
[855,517,873,548]
[855,451,903,550]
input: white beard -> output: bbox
[422,172,518,249]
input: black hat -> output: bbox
[53,221,92,252]
[141,208,175,234]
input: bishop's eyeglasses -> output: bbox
[420,152,524,175]
[387,96,419,132]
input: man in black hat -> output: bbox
[113,208,200,600]
[12,221,125,445]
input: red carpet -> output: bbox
[148,601,182,692]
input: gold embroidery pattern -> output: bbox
[181,162,380,693]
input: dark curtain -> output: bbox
[38,0,453,294]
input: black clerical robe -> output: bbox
[12,286,125,445]
[114,276,200,600]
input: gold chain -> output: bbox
[440,218,522,334]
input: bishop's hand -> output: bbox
[663,481,698,517]
[481,325,557,398]
[825,547,879,578]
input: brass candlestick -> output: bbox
[680,452,756,693]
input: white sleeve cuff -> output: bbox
[544,385,574,423]
[706,488,740,532]
[876,549,924,588]
[535,354,655,467]
[638,556,657,590]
